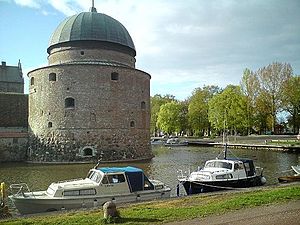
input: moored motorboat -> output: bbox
[178,145,266,195]
[164,138,188,147]
[278,175,300,183]
[278,165,300,183]
[9,166,171,215]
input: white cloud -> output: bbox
[14,0,40,8]
[11,0,300,99]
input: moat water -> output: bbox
[0,146,299,197]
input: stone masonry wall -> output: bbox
[0,93,28,127]
[28,63,151,162]
[48,47,135,68]
[0,134,28,162]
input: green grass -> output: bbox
[1,185,300,225]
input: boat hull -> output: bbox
[9,190,171,215]
[180,176,264,195]
[278,175,300,183]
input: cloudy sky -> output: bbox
[1,0,299,100]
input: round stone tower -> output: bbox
[27,6,152,162]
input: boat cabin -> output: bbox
[46,166,161,198]
[204,158,256,177]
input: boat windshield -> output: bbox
[205,161,232,169]
[88,171,103,183]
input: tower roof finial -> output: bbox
[90,0,97,12]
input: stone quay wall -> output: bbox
[0,131,28,162]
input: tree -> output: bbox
[208,85,248,139]
[240,68,260,134]
[256,62,293,132]
[188,85,220,136]
[156,101,186,135]
[150,94,175,136]
[282,75,300,133]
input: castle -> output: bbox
[27,5,152,162]
[1,5,152,163]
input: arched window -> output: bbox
[111,72,119,81]
[81,146,95,157]
[83,148,93,156]
[65,97,75,108]
[48,122,52,128]
[130,121,135,128]
[141,101,146,109]
[49,73,56,81]
[30,77,34,85]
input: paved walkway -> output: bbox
[164,200,300,225]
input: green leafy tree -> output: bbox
[282,75,300,133]
[240,68,260,134]
[208,85,248,139]
[150,94,175,136]
[156,101,186,135]
[256,62,293,132]
[188,85,220,136]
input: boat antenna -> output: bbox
[223,143,227,159]
[94,160,100,169]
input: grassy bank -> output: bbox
[1,184,300,225]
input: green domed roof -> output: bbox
[48,11,135,53]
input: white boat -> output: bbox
[150,137,165,145]
[9,166,171,215]
[164,138,188,147]
[291,165,300,175]
[178,145,266,195]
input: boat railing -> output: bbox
[255,166,264,176]
[9,183,34,198]
[55,178,84,184]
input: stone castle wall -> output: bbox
[0,93,28,127]
[48,46,135,68]
[0,82,24,93]
[28,63,151,162]
[0,133,28,162]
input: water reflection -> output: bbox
[0,146,299,196]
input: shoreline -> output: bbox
[1,183,299,224]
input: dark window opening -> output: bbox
[49,73,56,81]
[80,51,85,55]
[141,101,146,109]
[65,97,75,108]
[130,121,135,128]
[48,122,52,128]
[13,138,18,144]
[83,148,93,156]
[102,174,125,184]
[30,77,34,85]
[111,72,119,81]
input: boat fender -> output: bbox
[260,176,266,185]
[188,184,192,195]
[0,182,5,200]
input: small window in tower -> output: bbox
[111,72,119,81]
[30,77,34,85]
[65,97,75,108]
[141,101,146,109]
[80,51,85,56]
[130,121,135,128]
[49,73,57,81]
[48,122,52,128]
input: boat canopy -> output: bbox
[98,166,152,192]
[98,166,143,173]
[227,158,256,176]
